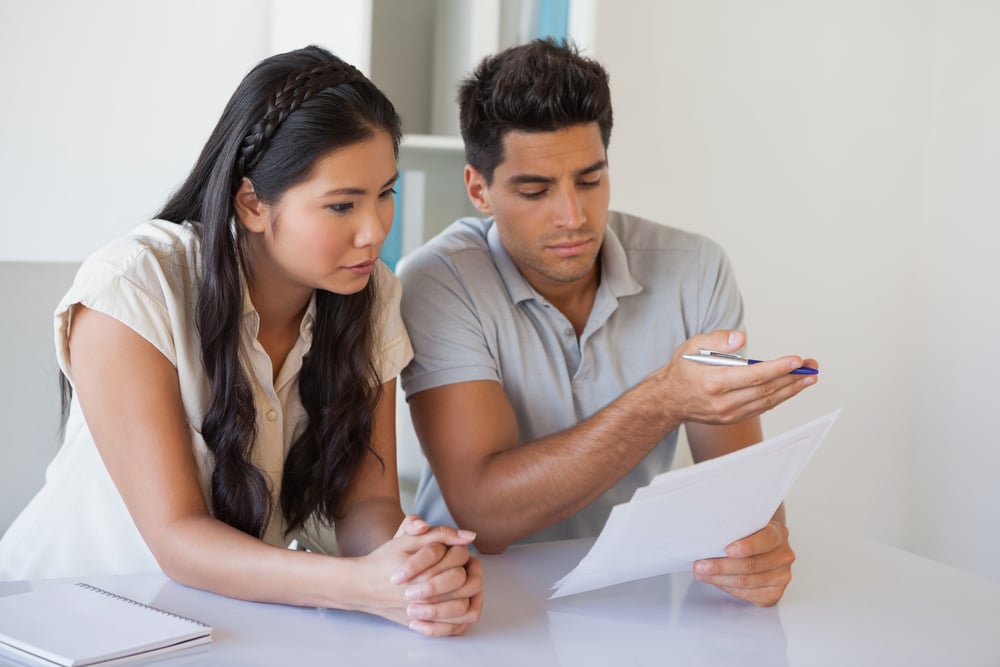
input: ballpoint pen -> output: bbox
[681,349,819,375]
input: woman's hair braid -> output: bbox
[236,63,364,179]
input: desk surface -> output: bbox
[1,526,998,667]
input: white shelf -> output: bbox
[399,134,465,154]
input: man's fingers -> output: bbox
[696,545,795,578]
[685,329,746,355]
[718,584,786,607]
[726,521,788,558]
[696,563,793,589]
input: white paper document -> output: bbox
[549,409,841,599]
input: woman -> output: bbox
[0,45,482,636]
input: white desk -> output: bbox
[2,526,998,666]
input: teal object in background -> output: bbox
[535,0,569,39]
[380,175,404,270]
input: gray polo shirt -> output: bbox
[399,210,745,543]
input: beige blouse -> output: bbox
[0,220,412,580]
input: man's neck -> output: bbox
[534,264,600,337]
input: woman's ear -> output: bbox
[465,165,493,215]
[233,177,269,233]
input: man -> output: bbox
[397,38,818,606]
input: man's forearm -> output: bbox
[453,380,680,552]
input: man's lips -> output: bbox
[545,238,593,256]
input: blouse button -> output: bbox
[564,327,574,337]
[265,409,278,422]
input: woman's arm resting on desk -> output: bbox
[687,420,795,607]
[69,306,480,636]
[334,385,483,635]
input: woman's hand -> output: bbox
[355,516,484,636]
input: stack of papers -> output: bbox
[550,409,840,598]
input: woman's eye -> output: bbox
[328,203,353,213]
[379,188,398,200]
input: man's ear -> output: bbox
[465,165,494,215]
[233,177,269,233]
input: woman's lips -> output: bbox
[344,259,376,275]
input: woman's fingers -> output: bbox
[407,557,484,636]
[390,529,476,584]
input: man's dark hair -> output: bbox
[458,37,613,183]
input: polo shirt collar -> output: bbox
[600,224,644,298]
[486,220,535,304]
[486,217,643,305]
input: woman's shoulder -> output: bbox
[72,220,200,292]
[57,220,203,328]
[83,220,198,272]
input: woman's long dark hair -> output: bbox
[152,45,402,538]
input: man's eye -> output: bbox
[519,190,547,200]
[579,179,601,188]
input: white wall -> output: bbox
[0,0,372,263]
[0,0,271,261]
[908,0,1000,579]
[591,0,999,581]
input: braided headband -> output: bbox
[236,63,365,178]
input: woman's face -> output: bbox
[242,130,398,298]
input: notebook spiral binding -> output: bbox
[75,583,210,628]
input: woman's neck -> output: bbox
[247,277,312,384]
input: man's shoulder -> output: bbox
[607,210,727,257]
[397,216,493,279]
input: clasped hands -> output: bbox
[363,515,483,636]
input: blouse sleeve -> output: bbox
[53,228,195,385]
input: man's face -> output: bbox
[466,123,610,295]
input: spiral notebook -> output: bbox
[0,582,211,666]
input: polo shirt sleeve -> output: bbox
[397,247,501,397]
[695,237,746,334]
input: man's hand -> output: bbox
[691,520,795,606]
[651,330,818,429]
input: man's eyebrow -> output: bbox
[575,160,608,177]
[508,173,556,186]
[507,160,608,186]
